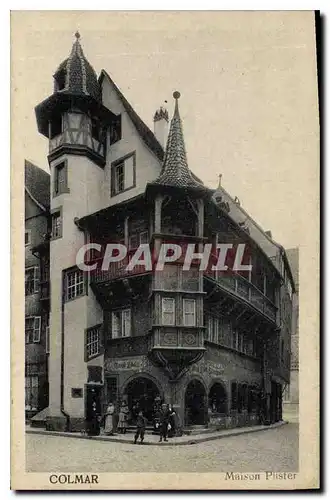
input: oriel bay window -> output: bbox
[162,298,175,326]
[183,299,196,326]
[112,309,131,338]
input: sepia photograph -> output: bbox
[11,10,319,490]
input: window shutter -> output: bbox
[33,317,41,342]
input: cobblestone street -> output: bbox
[26,423,298,473]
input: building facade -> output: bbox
[25,160,50,419]
[283,248,299,421]
[33,33,295,432]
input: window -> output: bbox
[114,163,125,194]
[183,299,196,327]
[111,152,136,196]
[112,309,132,338]
[25,267,39,295]
[51,210,62,239]
[65,268,85,301]
[25,375,39,410]
[207,316,218,343]
[129,231,149,250]
[162,298,175,326]
[86,325,100,359]
[25,230,31,246]
[232,329,239,350]
[91,117,103,142]
[110,115,122,145]
[54,162,68,196]
[25,316,41,344]
[50,114,62,138]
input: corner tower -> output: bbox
[35,33,116,431]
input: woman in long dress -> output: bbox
[104,402,115,435]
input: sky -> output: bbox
[11,11,319,250]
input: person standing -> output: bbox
[168,405,176,438]
[134,410,147,444]
[104,401,115,436]
[159,403,170,442]
[118,400,129,434]
[86,401,101,436]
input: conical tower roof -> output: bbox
[153,92,208,191]
[53,32,101,102]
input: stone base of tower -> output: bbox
[45,413,70,432]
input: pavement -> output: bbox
[26,423,299,473]
[26,420,287,446]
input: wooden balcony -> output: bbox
[90,255,152,285]
[204,268,277,324]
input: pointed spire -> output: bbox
[154,91,205,190]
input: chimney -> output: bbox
[153,106,169,149]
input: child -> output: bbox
[134,410,147,444]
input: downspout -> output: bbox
[60,270,70,430]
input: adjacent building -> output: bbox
[31,33,295,432]
[25,160,50,419]
[283,248,299,422]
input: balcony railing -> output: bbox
[90,254,152,285]
[204,268,277,323]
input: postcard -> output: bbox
[11,10,319,490]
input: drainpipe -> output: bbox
[60,270,70,430]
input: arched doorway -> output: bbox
[124,376,161,424]
[208,382,227,414]
[185,379,207,426]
